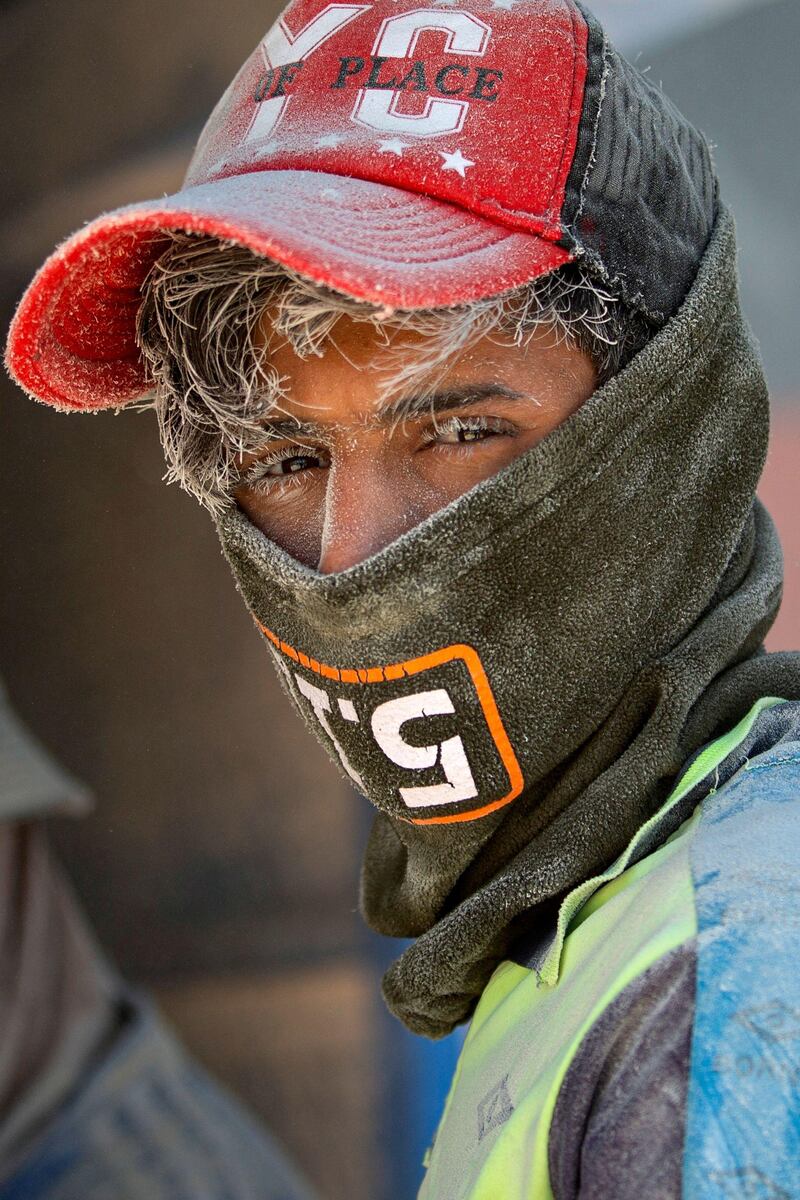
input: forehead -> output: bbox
[256,308,587,426]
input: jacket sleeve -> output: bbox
[547,944,695,1200]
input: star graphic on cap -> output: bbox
[377,138,409,156]
[439,149,475,177]
[315,133,345,149]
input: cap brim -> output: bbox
[5,169,572,411]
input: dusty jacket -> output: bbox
[419,697,800,1199]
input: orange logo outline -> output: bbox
[257,620,524,825]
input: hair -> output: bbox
[135,232,654,515]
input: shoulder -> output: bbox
[682,734,800,1199]
[687,729,800,979]
[550,724,800,1200]
[420,705,800,1200]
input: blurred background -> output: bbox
[0,2,798,1197]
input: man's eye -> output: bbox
[243,448,330,487]
[449,426,491,444]
[424,416,512,446]
[265,453,326,476]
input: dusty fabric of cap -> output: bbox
[217,209,800,1037]
[4,0,718,417]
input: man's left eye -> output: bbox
[448,426,492,444]
[426,416,510,446]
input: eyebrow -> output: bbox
[383,383,528,423]
[256,383,529,441]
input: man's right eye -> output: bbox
[243,448,331,487]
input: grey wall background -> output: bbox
[630,0,800,400]
[1,2,798,1197]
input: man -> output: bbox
[6,0,800,1195]
[0,683,317,1199]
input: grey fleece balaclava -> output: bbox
[217,209,800,1036]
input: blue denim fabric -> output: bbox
[0,996,317,1200]
[684,743,800,1200]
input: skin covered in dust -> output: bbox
[234,316,597,572]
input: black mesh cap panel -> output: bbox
[562,3,718,322]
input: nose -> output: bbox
[317,458,430,574]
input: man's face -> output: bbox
[234,314,597,572]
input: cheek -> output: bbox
[234,479,326,568]
[413,436,539,501]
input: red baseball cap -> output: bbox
[5,0,716,412]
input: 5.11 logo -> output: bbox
[258,623,523,825]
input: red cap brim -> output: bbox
[5,169,571,411]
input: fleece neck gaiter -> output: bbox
[217,209,800,1036]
